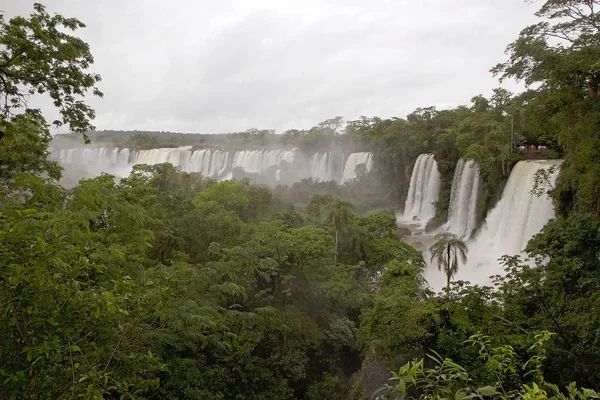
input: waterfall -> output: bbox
[49,146,321,185]
[308,152,347,182]
[310,153,334,182]
[231,150,296,179]
[402,154,441,225]
[51,147,134,180]
[134,147,191,169]
[341,152,373,182]
[460,160,561,285]
[186,149,230,178]
[444,159,481,239]
[51,146,377,187]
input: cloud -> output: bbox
[5,0,539,133]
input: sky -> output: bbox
[5,0,540,134]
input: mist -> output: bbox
[49,124,375,189]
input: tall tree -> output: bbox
[327,198,354,266]
[492,0,600,217]
[492,0,600,96]
[0,3,102,137]
[429,232,468,293]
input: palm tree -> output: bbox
[307,193,336,223]
[327,198,354,266]
[429,232,468,293]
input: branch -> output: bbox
[0,50,26,68]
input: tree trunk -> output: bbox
[590,75,599,100]
[334,228,339,266]
[446,245,451,294]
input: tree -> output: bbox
[327,198,354,266]
[0,110,61,183]
[0,3,102,136]
[492,0,600,96]
[429,232,468,293]
[307,193,336,223]
[491,0,600,217]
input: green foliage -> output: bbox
[0,111,62,183]
[0,3,102,135]
[1,152,422,398]
[377,332,599,400]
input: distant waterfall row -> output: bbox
[50,147,373,186]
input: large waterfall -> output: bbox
[457,160,561,285]
[444,159,481,239]
[402,154,441,225]
[50,146,373,186]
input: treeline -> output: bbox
[59,116,360,153]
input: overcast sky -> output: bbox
[5,0,539,134]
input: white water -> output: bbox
[50,146,372,186]
[51,147,134,181]
[443,159,481,239]
[402,154,441,226]
[186,150,230,178]
[455,160,561,286]
[310,153,338,182]
[342,152,373,182]
[137,147,192,169]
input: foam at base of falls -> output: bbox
[401,154,441,226]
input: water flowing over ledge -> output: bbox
[50,147,373,187]
[401,154,441,227]
[443,159,481,239]
[460,160,561,285]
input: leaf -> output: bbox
[476,386,498,396]
[455,391,468,400]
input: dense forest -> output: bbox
[2,1,600,399]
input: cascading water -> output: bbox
[310,153,335,182]
[231,150,295,176]
[50,146,373,187]
[444,159,481,239]
[455,160,561,285]
[186,149,230,178]
[402,154,441,225]
[134,147,192,169]
[341,152,373,182]
[51,147,134,181]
